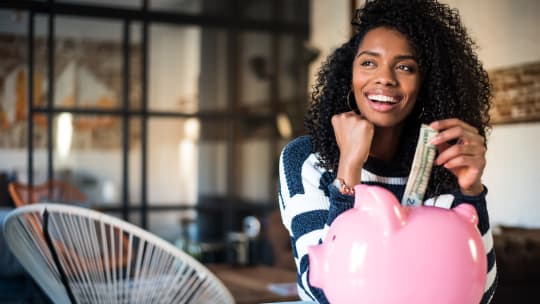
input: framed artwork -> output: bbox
[488,61,540,125]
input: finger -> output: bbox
[441,155,485,171]
[434,143,484,166]
[434,141,451,154]
[430,118,477,133]
[430,126,482,146]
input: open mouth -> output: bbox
[366,94,402,104]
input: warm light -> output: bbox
[184,118,200,141]
[276,113,292,139]
[178,118,200,203]
[56,112,73,159]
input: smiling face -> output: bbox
[352,27,422,128]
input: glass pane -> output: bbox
[237,139,272,203]
[239,117,276,139]
[198,139,228,197]
[53,16,123,110]
[240,0,273,21]
[33,14,49,110]
[147,117,197,204]
[52,114,123,207]
[279,34,298,103]
[149,25,198,112]
[147,118,228,204]
[57,0,142,9]
[279,0,310,24]
[199,29,229,112]
[149,26,228,113]
[0,9,27,35]
[130,22,142,110]
[150,0,229,16]
[0,9,29,182]
[31,114,49,185]
[129,117,142,206]
[4,113,49,187]
[240,31,273,113]
[280,0,297,22]
[198,120,229,199]
[150,25,228,113]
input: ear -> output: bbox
[453,203,479,226]
[353,184,407,234]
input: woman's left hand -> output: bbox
[429,118,486,196]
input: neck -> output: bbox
[369,126,403,161]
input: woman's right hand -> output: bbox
[331,111,374,185]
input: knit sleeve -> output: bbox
[277,136,353,303]
[452,187,498,304]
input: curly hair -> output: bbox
[305,0,492,197]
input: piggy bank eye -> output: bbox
[332,235,336,241]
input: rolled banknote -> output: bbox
[401,124,438,207]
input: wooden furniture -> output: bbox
[8,180,87,207]
[207,264,300,304]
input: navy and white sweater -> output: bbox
[278,135,497,303]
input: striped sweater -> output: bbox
[278,135,497,303]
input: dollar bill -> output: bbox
[401,124,438,207]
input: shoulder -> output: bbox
[281,135,313,158]
[279,136,331,199]
[281,135,323,169]
[280,135,328,179]
[280,135,316,168]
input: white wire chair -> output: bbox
[2,203,235,304]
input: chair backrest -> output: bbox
[8,180,87,207]
[9,180,131,269]
[2,204,234,304]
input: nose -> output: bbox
[375,67,397,86]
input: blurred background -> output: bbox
[0,0,538,303]
[0,0,313,254]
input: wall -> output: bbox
[446,0,540,228]
[309,0,540,227]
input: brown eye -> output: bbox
[397,64,415,72]
[360,60,375,67]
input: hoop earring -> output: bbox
[418,100,426,120]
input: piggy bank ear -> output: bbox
[453,203,479,226]
[353,184,407,233]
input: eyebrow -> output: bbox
[356,51,417,61]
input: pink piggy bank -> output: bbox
[308,184,486,304]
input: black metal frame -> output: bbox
[1,0,309,238]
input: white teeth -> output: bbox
[368,94,398,103]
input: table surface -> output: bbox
[207,264,300,304]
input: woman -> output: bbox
[277,0,497,303]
